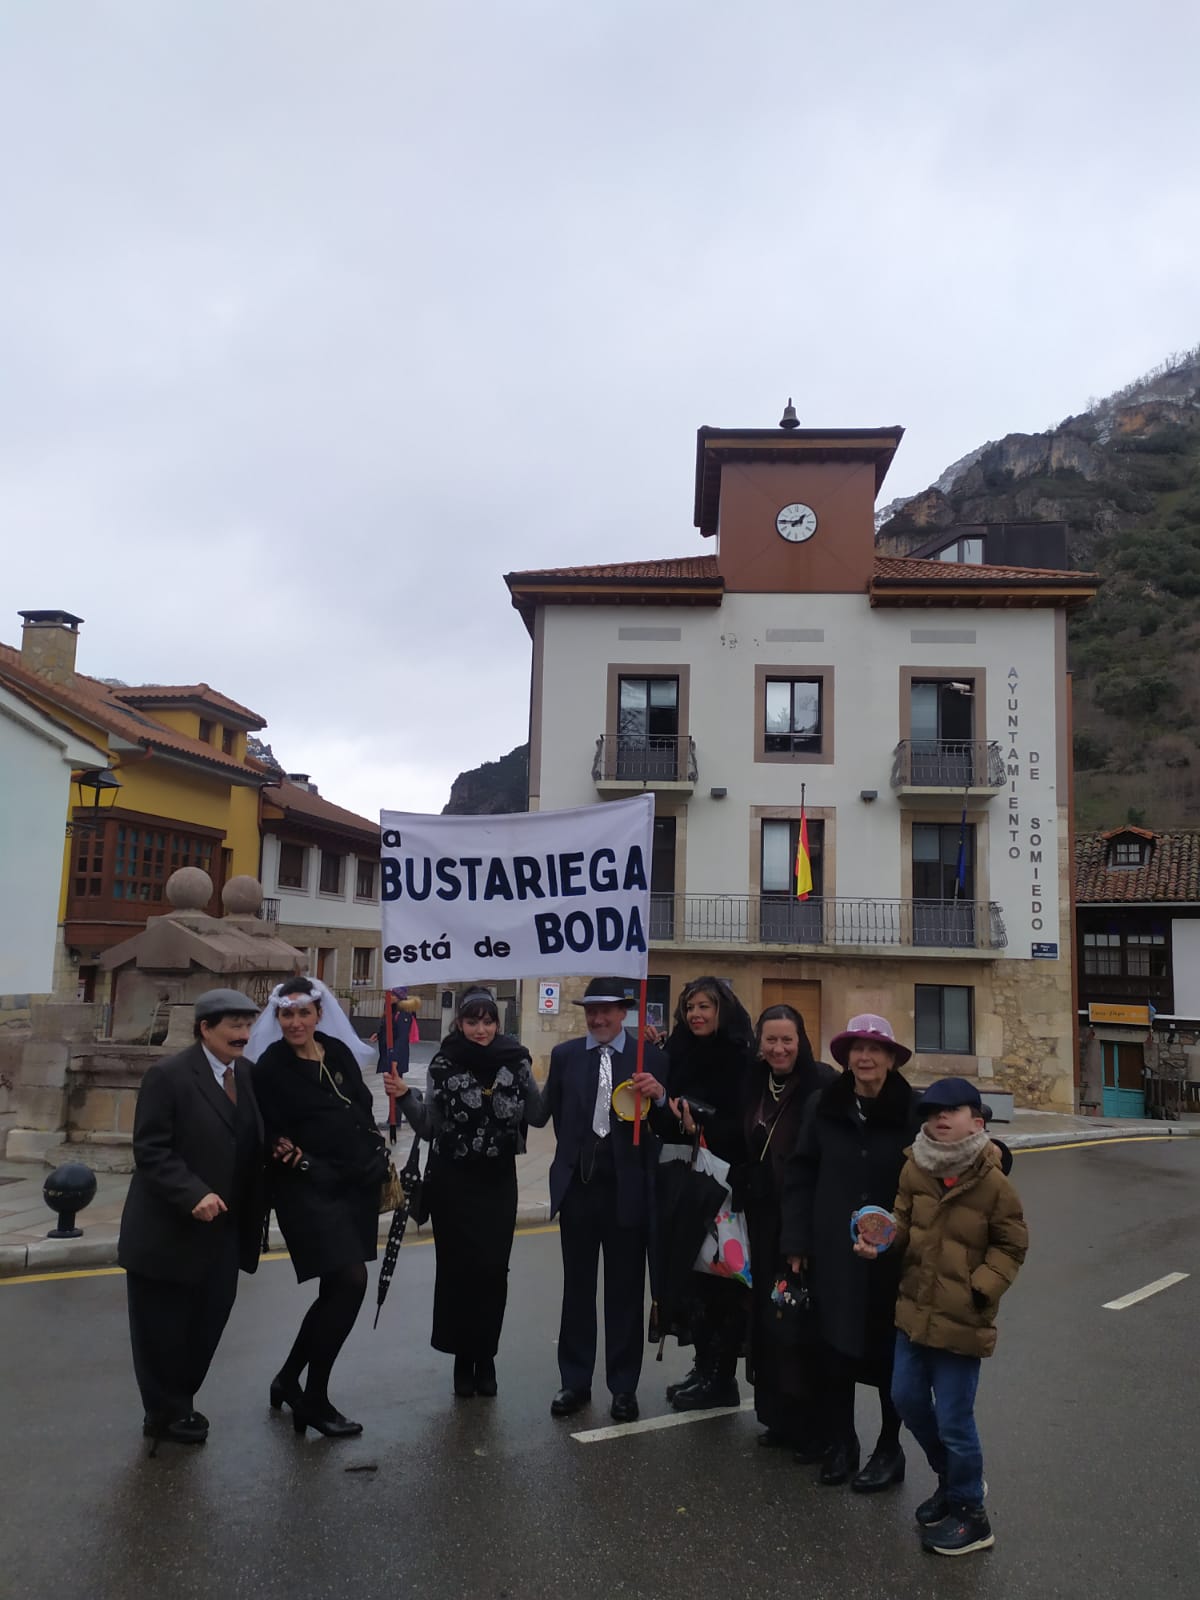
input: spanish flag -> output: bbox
[795,807,813,901]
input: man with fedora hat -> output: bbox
[118,988,265,1445]
[532,976,658,1422]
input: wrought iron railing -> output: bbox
[891,740,1006,789]
[592,734,698,785]
[257,897,281,921]
[649,894,1007,951]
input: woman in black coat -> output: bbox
[781,1013,921,1492]
[251,977,389,1439]
[742,1005,837,1457]
[638,976,756,1412]
[388,988,542,1399]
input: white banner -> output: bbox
[379,795,654,983]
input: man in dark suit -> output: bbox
[535,977,657,1423]
[118,988,264,1444]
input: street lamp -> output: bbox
[66,768,122,837]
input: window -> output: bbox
[222,728,236,755]
[1108,838,1149,868]
[760,817,824,943]
[912,822,974,900]
[765,678,822,754]
[278,842,307,890]
[934,537,984,564]
[72,827,107,899]
[616,676,680,779]
[649,816,677,938]
[198,718,214,744]
[1125,933,1167,978]
[355,858,379,900]
[319,851,345,896]
[1082,932,1121,976]
[352,947,375,986]
[915,985,974,1053]
[113,826,213,904]
[1083,930,1167,979]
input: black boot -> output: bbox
[818,1436,861,1486]
[852,1441,905,1493]
[666,1366,700,1402]
[474,1357,497,1397]
[671,1373,740,1411]
[453,1356,476,1397]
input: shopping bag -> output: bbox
[693,1206,752,1288]
[408,1015,420,1045]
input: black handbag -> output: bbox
[766,1265,821,1348]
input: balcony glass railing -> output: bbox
[648,894,1007,951]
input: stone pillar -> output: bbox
[6,1002,101,1161]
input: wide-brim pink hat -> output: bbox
[829,1013,912,1069]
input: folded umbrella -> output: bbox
[648,1139,728,1352]
[373,1138,426,1328]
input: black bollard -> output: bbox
[43,1163,98,1239]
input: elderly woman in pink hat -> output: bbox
[780,1014,921,1494]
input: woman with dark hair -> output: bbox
[743,1005,836,1456]
[634,975,756,1412]
[781,1014,921,1492]
[248,976,387,1439]
[387,987,542,1398]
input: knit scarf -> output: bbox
[911,1126,991,1178]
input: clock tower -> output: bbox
[693,409,903,594]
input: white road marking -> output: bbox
[1103,1271,1189,1310]
[572,1399,754,1443]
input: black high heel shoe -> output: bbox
[292,1401,363,1438]
[269,1374,304,1413]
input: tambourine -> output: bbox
[850,1205,898,1252]
[611,1079,650,1122]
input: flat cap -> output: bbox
[194,987,259,1022]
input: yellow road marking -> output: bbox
[1013,1136,1189,1154]
[2,1221,562,1286]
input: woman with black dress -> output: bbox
[781,1013,921,1492]
[636,975,756,1412]
[743,1005,836,1457]
[387,988,542,1399]
[249,976,387,1439]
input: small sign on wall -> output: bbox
[1031,942,1059,960]
[538,981,560,1015]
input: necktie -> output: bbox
[222,1066,238,1106]
[593,1045,613,1139]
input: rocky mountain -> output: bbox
[879,346,1200,829]
[442,743,529,815]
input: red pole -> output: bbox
[384,994,397,1134]
[632,975,648,1145]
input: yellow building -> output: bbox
[0,610,267,1000]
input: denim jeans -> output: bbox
[891,1330,984,1508]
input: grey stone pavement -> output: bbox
[1,1039,1196,1276]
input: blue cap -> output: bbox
[917,1076,983,1114]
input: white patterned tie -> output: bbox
[593,1045,613,1139]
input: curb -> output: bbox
[1,1196,558,1279]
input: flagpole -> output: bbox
[632,975,647,1146]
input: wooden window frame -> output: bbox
[754,665,834,765]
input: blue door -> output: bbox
[1101,1041,1146,1118]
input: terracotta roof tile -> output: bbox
[109,682,264,725]
[1076,831,1200,902]
[873,556,1097,584]
[506,556,720,582]
[0,643,261,778]
[263,778,379,839]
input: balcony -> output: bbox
[592,734,697,796]
[257,897,281,922]
[649,894,1007,954]
[891,740,1006,805]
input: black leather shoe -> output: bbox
[610,1392,639,1423]
[671,1377,740,1411]
[269,1375,303,1412]
[665,1367,699,1402]
[474,1358,498,1398]
[818,1438,861,1486]
[550,1387,591,1417]
[292,1403,363,1438]
[453,1357,476,1397]
[143,1412,208,1444]
[852,1444,906,1493]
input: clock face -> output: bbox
[776,503,818,543]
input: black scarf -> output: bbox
[437,1030,529,1089]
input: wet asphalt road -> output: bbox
[1,1139,1198,1600]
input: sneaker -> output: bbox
[921,1505,994,1557]
[916,1479,987,1525]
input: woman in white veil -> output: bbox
[247,976,376,1069]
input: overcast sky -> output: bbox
[3,2,1196,820]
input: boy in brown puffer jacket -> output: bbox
[853,1077,1027,1558]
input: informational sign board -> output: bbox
[1088,1002,1152,1027]
[538,981,560,1015]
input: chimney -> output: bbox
[19,609,84,688]
[286,773,318,794]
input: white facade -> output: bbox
[535,593,1065,961]
[1171,918,1200,1018]
[0,686,107,996]
[261,834,382,932]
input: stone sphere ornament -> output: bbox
[44,1162,98,1239]
[222,875,263,915]
[166,867,215,911]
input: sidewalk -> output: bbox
[1,1080,1195,1277]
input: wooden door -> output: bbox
[760,979,821,1054]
